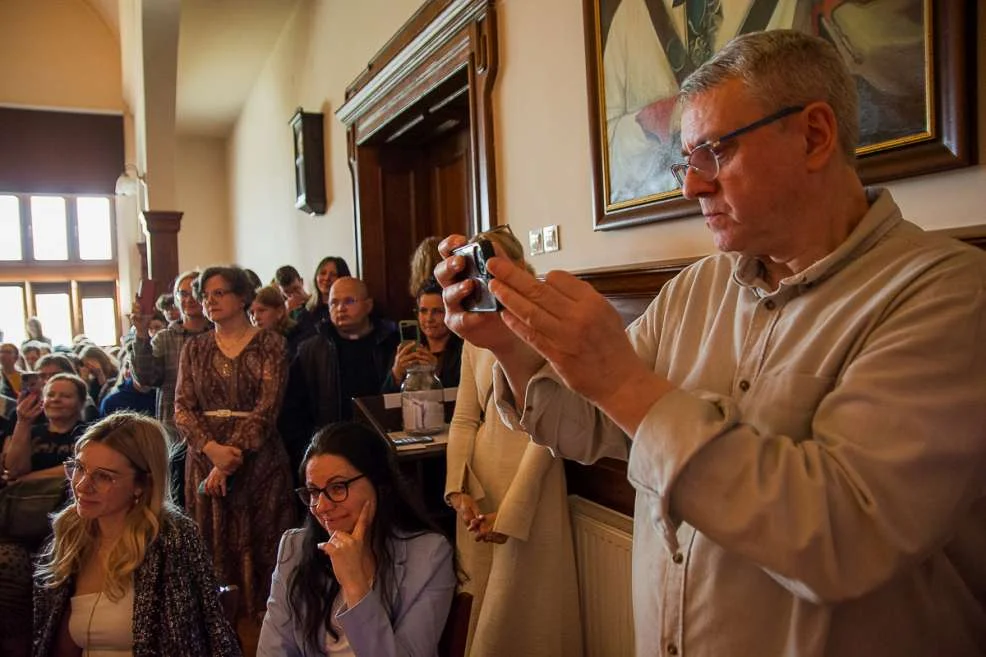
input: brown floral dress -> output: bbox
[174,329,296,620]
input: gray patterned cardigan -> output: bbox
[33,509,241,656]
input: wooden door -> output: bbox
[376,123,471,322]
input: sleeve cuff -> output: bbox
[627,388,738,542]
[490,359,559,432]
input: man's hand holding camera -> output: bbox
[437,234,672,435]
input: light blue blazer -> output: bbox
[257,528,455,657]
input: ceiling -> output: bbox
[83,0,300,137]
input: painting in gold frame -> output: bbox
[583,0,977,230]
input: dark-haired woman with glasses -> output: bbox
[258,422,456,657]
[32,412,241,656]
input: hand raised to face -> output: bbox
[318,499,376,607]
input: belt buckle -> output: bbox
[215,409,232,418]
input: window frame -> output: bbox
[0,192,121,347]
[0,192,118,272]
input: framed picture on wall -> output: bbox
[583,0,977,230]
[291,108,327,215]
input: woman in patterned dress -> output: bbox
[175,266,296,621]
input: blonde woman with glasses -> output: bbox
[32,412,240,656]
[443,225,583,657]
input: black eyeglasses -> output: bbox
[670,105,804,188]
[295,474,366,507]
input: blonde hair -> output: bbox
[408,236,442,297]
[35,413,173,602]
[473,226,535,275]
[253,285,296,335]
[78,344,120,380]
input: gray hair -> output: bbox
[679,30,859,162]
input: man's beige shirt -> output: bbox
[496,189,986,656]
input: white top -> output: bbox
[324,591,355,656]
[69,583,134,656]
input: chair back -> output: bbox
[438,591,472,657]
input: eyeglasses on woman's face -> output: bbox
[202,288,235,303]
[295,474,366,507]
[670,105,805,188]
[64,459,137,493]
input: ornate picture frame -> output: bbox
[584,0,977,230]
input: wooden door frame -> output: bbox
[336,0,498,317]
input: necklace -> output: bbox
[215,325,254,354]
[84,589,103,656]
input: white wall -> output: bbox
[0,0,122,111]
[175,135,232,272]
[228,0,424,284]
[229,0,986,277]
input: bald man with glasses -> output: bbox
[437,30,986,657]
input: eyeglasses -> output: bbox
[295,474,366,507]
[176,290,194,300]
[669,106,804,188]
[202,288,234,302]
[64,459,138,493]
[329,297,365,309]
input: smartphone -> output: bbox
[399,320,420,345]
[452,239,502,313]
[21,372,41,395]
[136,279,156,316]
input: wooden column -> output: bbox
[140,210,183,293]
[136,241,148,280]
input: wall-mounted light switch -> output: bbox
[543,224,559,252]
[529,227,544,255]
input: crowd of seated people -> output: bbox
[0,241,585,657]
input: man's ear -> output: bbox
[365,298,374,315]
[802,102,839,172]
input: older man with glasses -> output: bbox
[436,30,986,657]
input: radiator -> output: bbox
[569,495,635,657]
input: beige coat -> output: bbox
[445,343,583,657]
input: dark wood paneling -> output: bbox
[430,127,470,243]
[140,211,183,299]
[567,227,986,516]
[0,108,124,195]
[341,1,498,321]
[345,0,458,100]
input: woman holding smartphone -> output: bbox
[0,373,89,657]
[382,280,463,393]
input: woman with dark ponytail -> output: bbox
[258,422,456,656]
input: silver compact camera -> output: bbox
[452,238,502,313]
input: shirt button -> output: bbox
[672,552,684,564]
[667,643,679,655]
[738,380,750,392]
[764,299,776,310]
